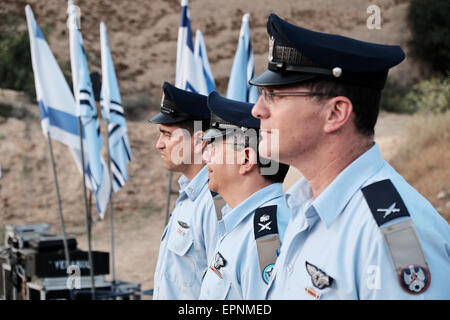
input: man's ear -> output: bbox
[193,131,207,154]
[238,147,257,175]
[322,96,353,134]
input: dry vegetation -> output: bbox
[390,111,450,221]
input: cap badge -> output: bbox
[332,67,342,78]
[268,36,275,62]
[160,92,165,107]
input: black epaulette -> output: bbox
[362,179,431,295]
[254,205,280,284]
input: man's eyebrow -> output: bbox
[159,128,172,134]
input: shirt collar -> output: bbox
[286,177,313,209]
[313,142,386,228]
[178,165,209,201]
[286,143,386,228]
[222,183,285,235]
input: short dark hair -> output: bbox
[231,131,290,183]
[301,78,382,136]
[177,119,210,134]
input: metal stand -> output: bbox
[77,118,96,299]
[46,133,70,270]
[105,119,116,287]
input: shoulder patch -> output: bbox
[361,179,410,227]
[254,205,278,239]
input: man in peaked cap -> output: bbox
[149,82,222,299]
[199,91,290,300]
[250,14,450,299]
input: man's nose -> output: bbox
[155,135,164,150]
[251,96,270,120]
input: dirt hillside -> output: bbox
[1,0,419,98]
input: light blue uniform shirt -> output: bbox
[153,165,222,299]
[267,143,450,299]
[200,183,290,300]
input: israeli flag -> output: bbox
[100,22,132,193]
[25,5,80,149]
[25,5,88,194]
[194,30,215,94]
[175,0,207,94]
[68,0,110,217]
[226,13,258,103]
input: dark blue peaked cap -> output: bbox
[149,82,209,124]
[250,14,405,90]
[202,92,260,140]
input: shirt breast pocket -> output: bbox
[166,231,196,287]
[167,231,194,256]
[201,270,231,300]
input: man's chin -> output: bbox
[258,139,273,159]
[208,180,218,193]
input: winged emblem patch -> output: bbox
[305,261,334,290]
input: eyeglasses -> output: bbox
[204,138,246,153]
[205,138,245,148]
[257,87,328,106]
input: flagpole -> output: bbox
[46,133,71,271]
[105,119,117,287]
[77,118,96,299]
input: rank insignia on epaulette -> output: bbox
[305,261,334,290]
[399,264,430,294]
[254,205,278,239]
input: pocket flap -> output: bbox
[167,231,194,256]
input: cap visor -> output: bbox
[148,112,192,124]
[201,128,226,141]
[249,69,318,87]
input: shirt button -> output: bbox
[188,187,194,194]
[287,263,293,273]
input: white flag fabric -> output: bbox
[100,22,132,193]
[68,0,110,217]
[194,30,215,94]
[226,13,258,103]
[175,0,207,94]
[25,5,80,149]
[25,5,89,198]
